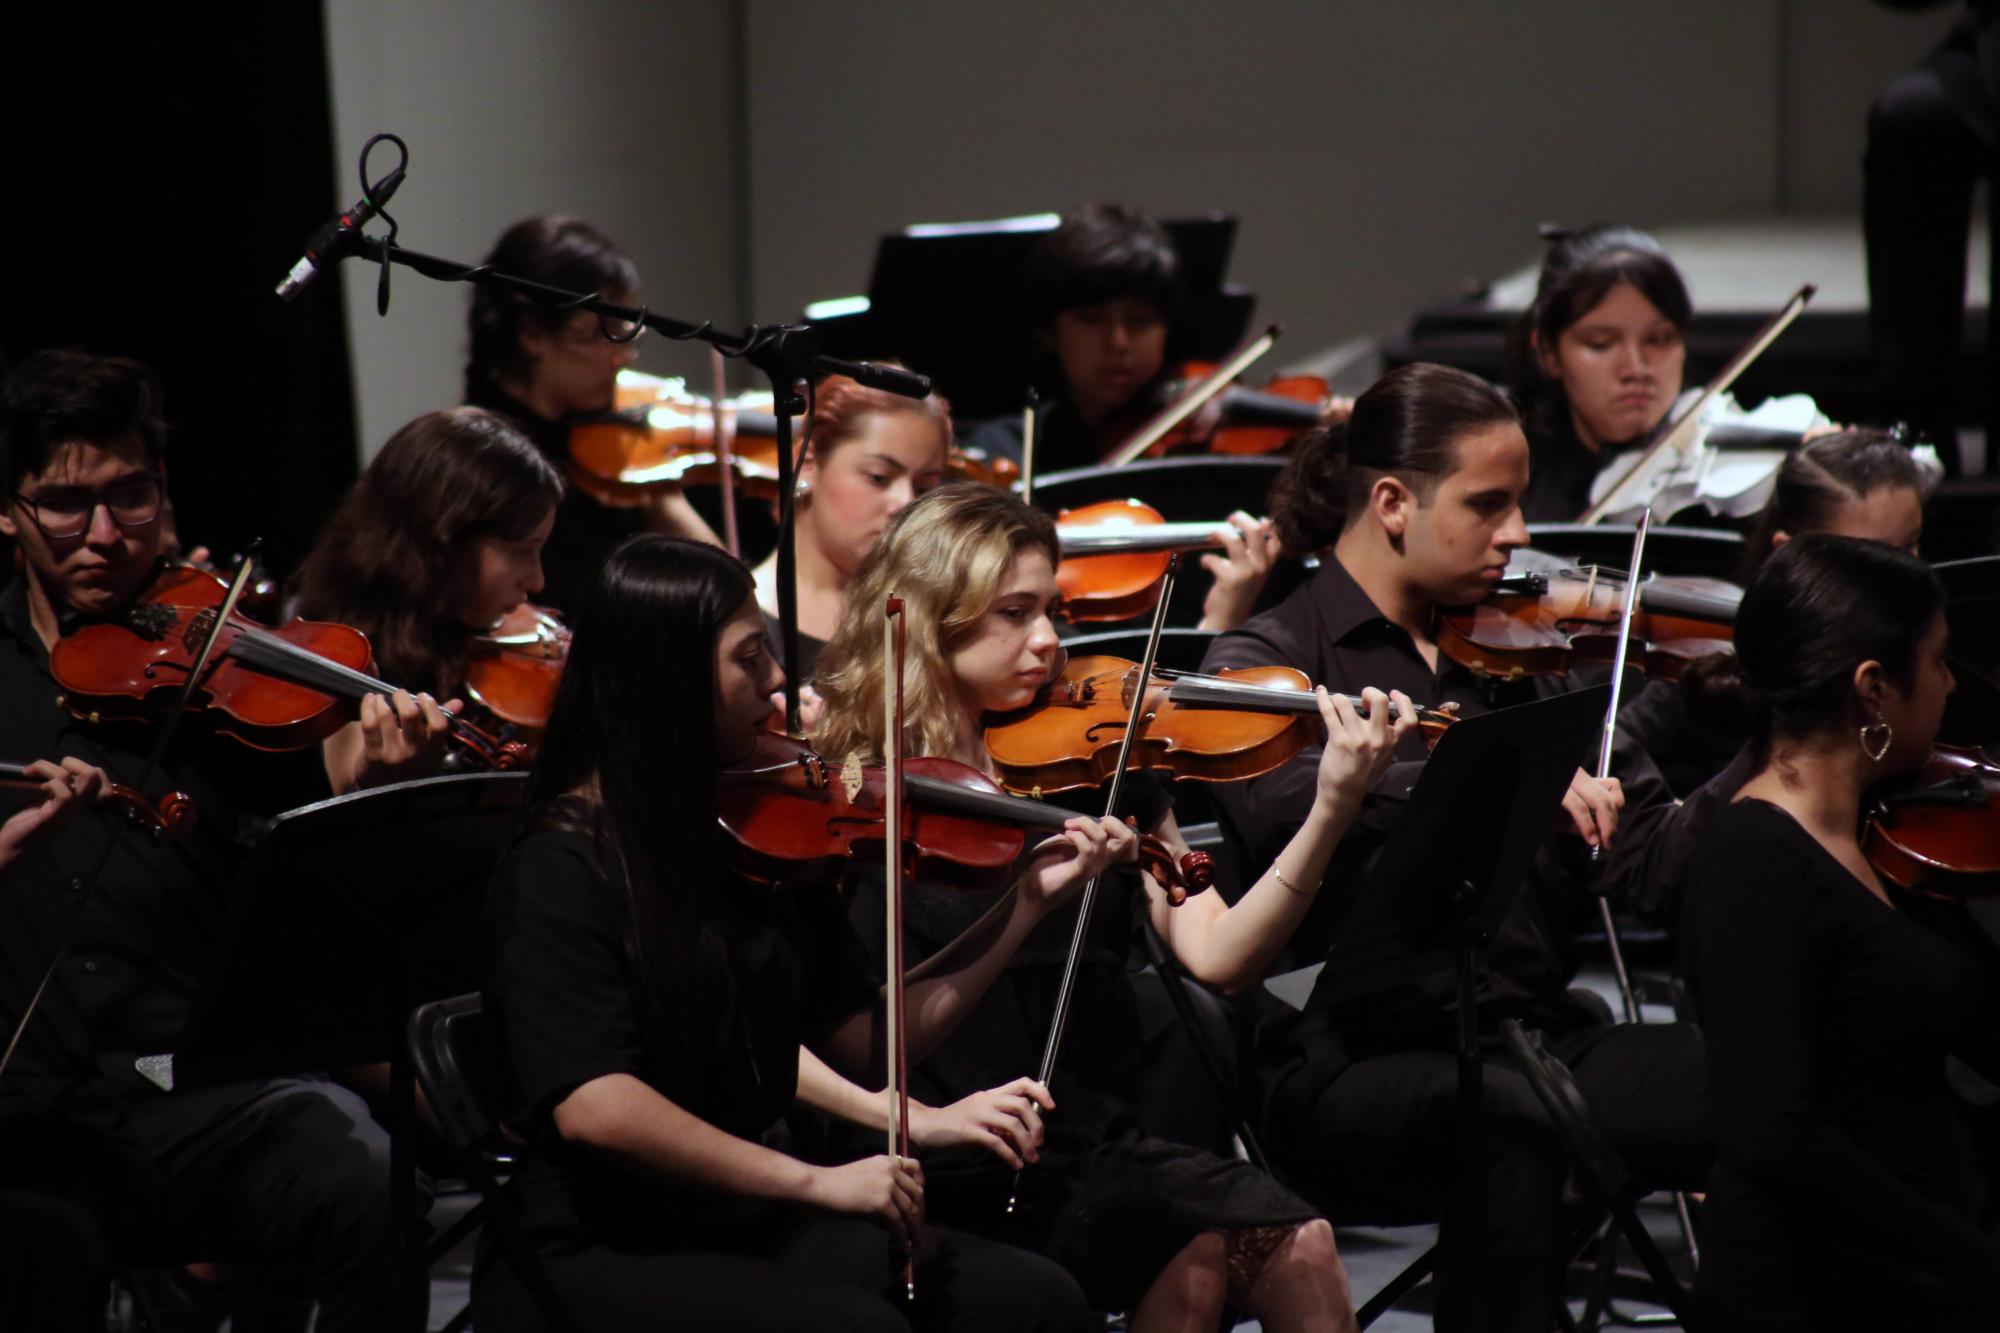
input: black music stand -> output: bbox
[174,771,529,1333]
[805,214,1255,417]
[1305,687,1608,1332]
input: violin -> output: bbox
[1053,500,1236,623]
[49,565,524,769]
[983,654,1456,796]
[717,732,1213,898]
[568,369,1020,508]
[0,760,196,842]
[1133,364,1328,459]
[1580,285,1818,525]
[1863,744,2000,899]
[567,371,785,507]
[463,602,570,742]
[1437,560,1740,683]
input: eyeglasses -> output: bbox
[558,314,648,348]
[10,473,165,541]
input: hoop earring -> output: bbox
[1860,715,1893,763]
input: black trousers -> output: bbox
[472,1213,1093,1333]
[1864,18,1997,475]
[0,1075,408,1332]
[1267,1021,1709,1333]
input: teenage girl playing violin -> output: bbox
[479,533,1142,1333]
[811,482,1412,1332]
[463,215,722,613]
[0,349,404,1329]
[960,204,1293,632]
[1504,223,1836,524]
[1608,427,1940,808]
[291,406,561,794]
[751,371,949,686]
[1205,363,1705,1333]
[1678,535,2000,1331]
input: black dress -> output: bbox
[479,824,1091,1333]
[1683,799,2000,1330]
[843,846,1318,1314]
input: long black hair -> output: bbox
[521,534,756,1092]
[1502,224,1693,442]
[1271,362,1519,552]
[1682,534,1942,757]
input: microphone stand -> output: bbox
[349,236,927,732]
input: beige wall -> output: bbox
[328,1,1956,456]
[326,0,745,457]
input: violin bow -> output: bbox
[882,593,915,1298]
[1019,388,1039,508]
[1588,508,1650,974]
[710,346,742,560]
[1105,323,1281,467]
[1581,509,1704,1255]
[1579,285,1814,525]
[1006,555,1181,1214]
[0,547,261,1083]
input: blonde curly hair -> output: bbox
[811,482,1059,765]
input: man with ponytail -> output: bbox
[1204,362,1706,1332]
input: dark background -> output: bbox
[2,8,357,578]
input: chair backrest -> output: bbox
[406,992,504,1155]
[1524,523,1744,580]
[1032,455,1286,522]
[1056,626,1220,673]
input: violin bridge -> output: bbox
[840,754,864,803]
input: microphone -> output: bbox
[814,356,932,401]
[274,166,406,302]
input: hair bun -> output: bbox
[1537,222,1574,244]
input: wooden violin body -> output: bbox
[985,655,1455,796]
[1054,501,1184,624]
[1864,744,2000,899]
[50,565,525,770]
[52,565,369,751]
[567,372,783,507]
[985,655,1312,795]
[568,369,1019,507]
[1437,565,1740,683]
[1134,364,1327,458]
[464,603,569,740]
[718,733,1210,894]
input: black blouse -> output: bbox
[484,826,876,1245]
[1683,799,2000,1324]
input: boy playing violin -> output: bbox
[962,204,1285,632]
[0,350,412,1329]
[1204,362,1709,1333]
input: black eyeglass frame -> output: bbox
[9,472,167,542]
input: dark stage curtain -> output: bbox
[1,7,357,577]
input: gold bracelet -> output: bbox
[1270,864,1308,896]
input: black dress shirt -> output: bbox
[0,576,328,1117]
[1201,554,1672,1042]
